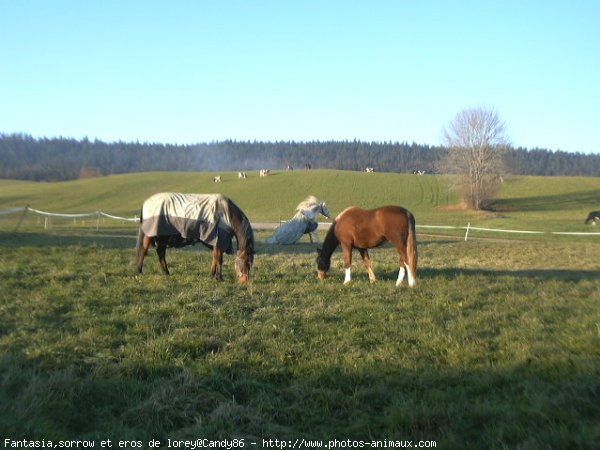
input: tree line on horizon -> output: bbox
[1,133,599,181]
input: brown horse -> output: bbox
[136,193,255,283]
[317,206,417,286]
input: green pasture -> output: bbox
[1,170,600,236]
[0,171,599,448]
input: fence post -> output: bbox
[15,206,29,232]
[464,222,470,241]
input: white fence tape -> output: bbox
[415,223,600,239]
[0,206,138,223]
[1,206,600,237]
[0,207,28,216]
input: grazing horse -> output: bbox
[136,193,255,283]
[317,206,417,286]
[265,196,331,244]
[585,211,600,225]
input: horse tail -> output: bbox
[135,207,147,273]
[136,207,146,255]
[406,211,418,283]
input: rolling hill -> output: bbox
[1,170,599,234]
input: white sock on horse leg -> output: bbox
[396,267,406,286]
[405,263,416,287]
[344,268,352,284]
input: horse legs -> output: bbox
[342,245,353,284]
[211,247,224,281]
[156,244,170,275]
[394,243,415,287]
[136,234,153,273]
[358,249,377,283]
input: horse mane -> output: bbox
[296,195,323,212]
[222,196,255,253]
[319,219,340,261]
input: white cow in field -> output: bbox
[213,175,222,183]
[259,169,271,177]
[365,167,375,173]
[238,172,247,179]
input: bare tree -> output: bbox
[438,107,509,210]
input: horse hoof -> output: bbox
[317,271,327,281]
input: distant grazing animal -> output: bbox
[365,167,375,173]
[136,193,255,283]
[259,169,271,177]
[585,211,600,225]
[317,206,417,287]
[286,165,294,171]
[238,172,247,179]
[213,175,222,183]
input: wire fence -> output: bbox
[1,206,600,240]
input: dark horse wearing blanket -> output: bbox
[585,211,600,225]
[317,206,418,286]
[136,193,255,283]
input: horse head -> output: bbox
[316,246,329,280]
[235,249,255,283]
[319,202,331,219]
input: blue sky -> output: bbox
[1,1,598,153]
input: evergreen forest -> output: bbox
[1,133,599,181]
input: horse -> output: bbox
[136,193,255,283]
[213,176,222,183]
[316,205,417,287]
[265,196,331,244]
[585,211,600,225]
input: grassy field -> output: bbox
[1,170,599,231]
[1,172,599,449]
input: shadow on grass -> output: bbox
[495,189,600,212]
[1,351,598,447]
[0,231,324,255]
[431,267,599,281]
[0,230,138,249]
[378,267,600,282]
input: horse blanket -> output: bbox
[141,193,236,253]
[265,209,318,244]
